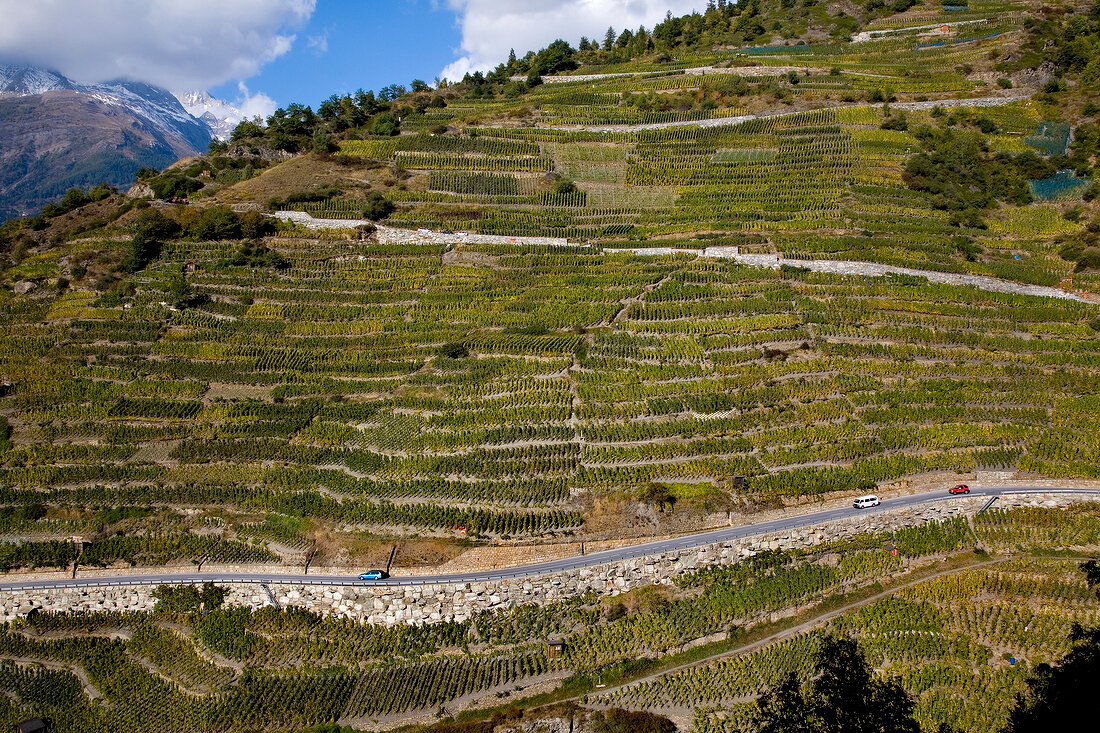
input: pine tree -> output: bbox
[753,635,919,733]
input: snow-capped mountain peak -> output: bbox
[0,64,73,97]
[0,63,217,218]
[176,90,244,141]
[0,63,213,152]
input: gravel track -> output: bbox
[275,213,1093,304]
[479,92,1031,133]
[273,211,575,247]
[607,247,1094,303]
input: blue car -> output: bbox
[358,570,388,580]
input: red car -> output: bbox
[949,484,970,495]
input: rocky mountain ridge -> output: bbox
[0,63,215,219]
[175,89,245,141]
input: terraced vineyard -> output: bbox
[326,96,1084,285]
[1,0,1099,728]
[291,0,1098,291]
[596,555,1100,733]
[0,237,1099,568]
[0,507,1096,731]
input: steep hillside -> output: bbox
[0,0,1096,563]
[0,1,1099,730]
[1,509,1100,731]
[213,0,1098,290]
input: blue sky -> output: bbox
[201,0,703,114]
[210,1,464,109]
[0,0,701,117]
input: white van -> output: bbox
[853,495,881,509]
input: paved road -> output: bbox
[1,487,1095,593]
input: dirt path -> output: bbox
[341,668,573,730]
[158,621,245,675]
[608,248,1094,304]
[510,65,831,85]
[611,270,677,324]
[483,93,1030,133]
[278,218,1094,306]
[583,556,1009,709]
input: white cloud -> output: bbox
[307,31,329,56]
[440,0,703,82]
[0,0,315,92]
[236,81,278,121]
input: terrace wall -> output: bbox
[2,493,1088,625]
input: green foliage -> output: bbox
[368,111,401,137]
[362,192,396,221]
[267,185,343,211]
[729,634,914,733]
[239,210,275,238]
[221,241,290,270]
[122,231,161,273]
[637,482,676,511]
[38,183,115,218]
[152,582,228,613]
[149,171,204,200]
[532,39,579,75]
[438,341,470,359]
[131,207,180,240]
[166,272,192,309]
[1057,227,1100,271]
[0,540,77,572]
[190,205,242,240]
[880,114,908,132]
[904,126,1055,212]
[312,128,337,154]
[554,178,579,195]
[231,119,266,142]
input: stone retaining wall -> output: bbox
[273,211,572,247]
[0,493,1090,625]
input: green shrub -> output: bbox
[362,192,396,221]
[149,171,204,199]
[153,582,228,613]
[190,205,242,240]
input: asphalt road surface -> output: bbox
[2,486,1095,593]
